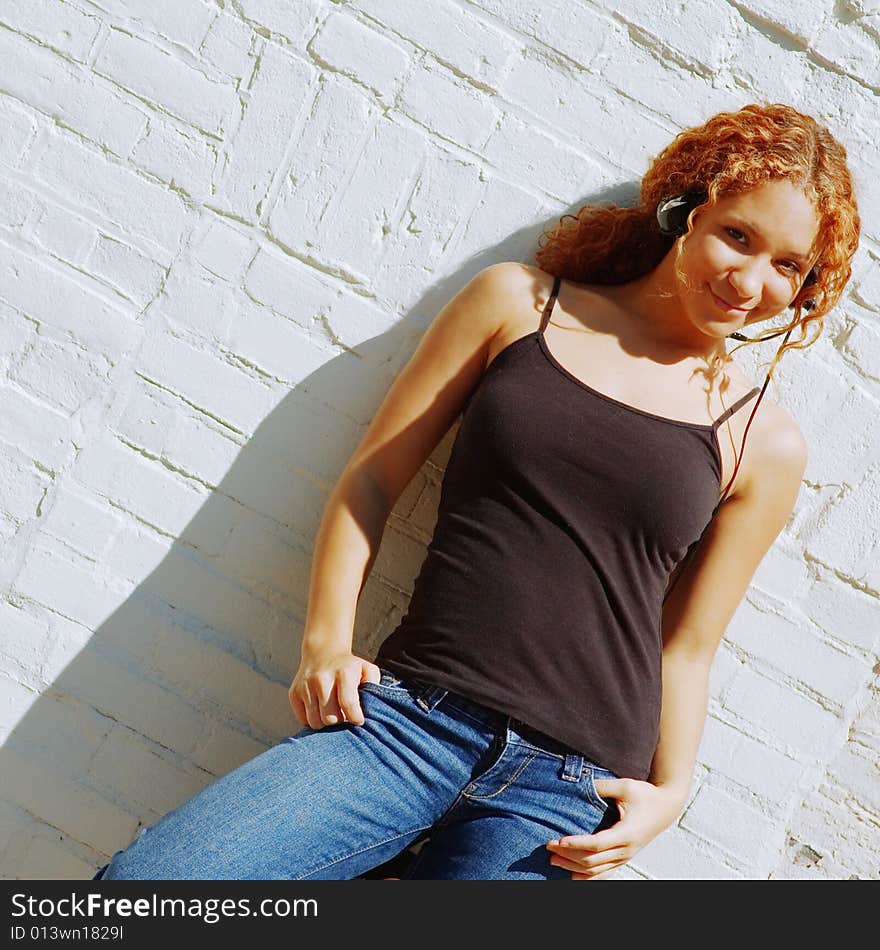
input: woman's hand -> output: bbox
[289,651,381,729]
[546,778,684,879]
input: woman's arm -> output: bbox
[290,262,525,730]
[299,469,391,663]
[547,415,808,879]
[647,648,711,808]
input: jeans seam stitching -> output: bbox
[463,749,540,800]
[586,768,610,810]
[360,682,409,694]
[293,825,434,880]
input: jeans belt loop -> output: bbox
[415,684,448,712]
[562,752,584,782]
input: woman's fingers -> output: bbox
[338,678,366,726]
[574,848,632,871]
[572,865,619,880]
[548,824,629,854]
[302,682,326,730]
[288,687,308,727]
[313,676,345,726]
[550,855,625,877]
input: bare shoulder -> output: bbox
[476,262,558,359]
[738,395,808,499]
[476,260,555,309]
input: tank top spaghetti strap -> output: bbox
[537,274,762,440]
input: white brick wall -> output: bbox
[0,0,877,881]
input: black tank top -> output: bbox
[376,275,761,779]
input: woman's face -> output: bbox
[679,178,821,337]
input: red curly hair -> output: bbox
[534,102,861,377]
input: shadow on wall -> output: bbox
[0,182,638,880]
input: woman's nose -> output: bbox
[727,265,763,302]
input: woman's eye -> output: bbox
[725,227,745,242]
[781,261,801,274]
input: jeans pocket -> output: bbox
[584,765,618,812]
[359,668,410,693]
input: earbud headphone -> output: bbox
[656,190,819,338]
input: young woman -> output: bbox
[92,102,860,880]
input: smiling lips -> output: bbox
[709,287,753,313]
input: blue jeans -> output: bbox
[92,669,620,880]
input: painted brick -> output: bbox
[723,666,843,757]
[72,435,208,537]
[9,335,114,416]
[199,11,255,81]
[0,302,35,373]
[85,234,165,310]
[115,383,181,458]
[136,329,281,435]
[634,824,746,879]
[151,622,292,740]
[0,0,102,62]
[31,202,96,264]
[372,150,483,311]
[0,745,138,855]
[191,717,270,777]
[13,540,128,629]
[680,784,780,868]
[398,64,498,151]
[0,603,53,690]
[0,31,147,155]
[805,465,880,586]
[213,41,314,222]
[724,25,813,101]
[708,642,743,700]
[729,0,831,45]
[813,16,880,86]
[0,446,49,523]
[467,0,606,66]
[0,176,42,230]
[483,115,606,203]
[443,176,547,271]
[33,133,190,254]
[102,521,173,585]
[192,221,254,281]
[785,786,880,879]
[242,249,334,328]
[0,673,40,740]
[87,726,209,816]
[501,49,673,172]
[726,602,871,708]
[607,0,742,73]
[311,13,409,101]
[40,486,123,560]
[353,0,518,86]
[225,298,317,384]
[0,99,38,167]
[94,29,236,137]
[92,0,215,51]
[3,688,112,781]
[147,265,239,340]
[128,119,217,201]
[15,835,98,881]
[594,28,749,127]
[44,639,205,755]
[698,715,805,802]
[271,88,426,280]
[235,0,323,45]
